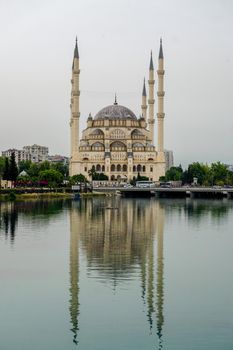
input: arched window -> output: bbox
[137,164,142,172]
[117,164,121,172]
[131,129,144,139]
[111,175,115,181]
[90,129,104,136]
[102,165,105,172]
[142,165,146,172]
[122,164,127,172]
[110,141,127,151]
[111,164,115,171]
[91,142,105,151]
[96,164,101,172]
[133,165,136,172]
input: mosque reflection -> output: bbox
[69,198,165,347]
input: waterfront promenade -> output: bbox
[94,186,233,198]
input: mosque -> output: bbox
[70,39,166,181]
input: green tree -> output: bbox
[136,173,149,181]
[0,157,5,179]
[51,162,69,177]
[210,162,228,185]
[39,169,64,187]
[9,153,18,181]
[93,173,109,180]
[27,163,40,178]
[18,160,32,173]
[88,166,96,180]
[165,166,183,181]
[185,162,209,185]
[38,161,51,172]
[3,157,10,180]
[70,174,87,184]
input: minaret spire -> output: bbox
[74,37,79,59]
[141,78,147,120]
[149,50,154,70]
[148,50,155,143]
[114,93,118,105]
[159,38,163,59]
[70,37,81,176]
[157,38,165,154]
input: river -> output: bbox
[0,197,232,350]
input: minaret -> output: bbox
[148,51,155,143]
[157,39,165,153]
[70,38,80,175]
[141,78,147,121]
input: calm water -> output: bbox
[0,197,233,350]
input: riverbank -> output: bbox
[0,190,112,201]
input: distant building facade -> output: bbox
[70,39,167,181]
[48,155,69,164]
[2,149,31,164]
[164,150,174,172]
[23,145,49,163]
[2,144,49,164]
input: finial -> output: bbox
[74,37,79,59]
[114,93,118,105]
[159,38,164,59]
[149,50,154,70]
[142,77,147,96]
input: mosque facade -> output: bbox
[70,39,166,181]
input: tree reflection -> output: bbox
[0,199,71,244]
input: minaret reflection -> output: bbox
[69,198,165,345]
[69,201,81,345]
[155,202,164,349]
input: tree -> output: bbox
[3,157,10,180]
[51,162,69,177]
[0,157,5,179]
[92,173,108,181]
[136,173,149,181]
[18,160,32,173]
[210,162,228,185]
[38,161,51,172]
[185,162,209,185]
[88,166,96,180]
[9,153,18,181]
[70,174,87,184]
[165,166,183,181]
[39,169,63,187]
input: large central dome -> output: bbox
[94,104,137,120]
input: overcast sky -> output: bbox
[0,0,233,166]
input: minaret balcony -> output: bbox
[157,91,165,97]
[148,99,155,104]
[157,113,165,118]
[72,91,80,97]
[157,69,165,75]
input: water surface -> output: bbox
[0,198,232,350]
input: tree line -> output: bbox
[0,156,69,187]
[162,162,233,186]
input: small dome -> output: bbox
[94,104,137,120]
[19,170,28,177]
